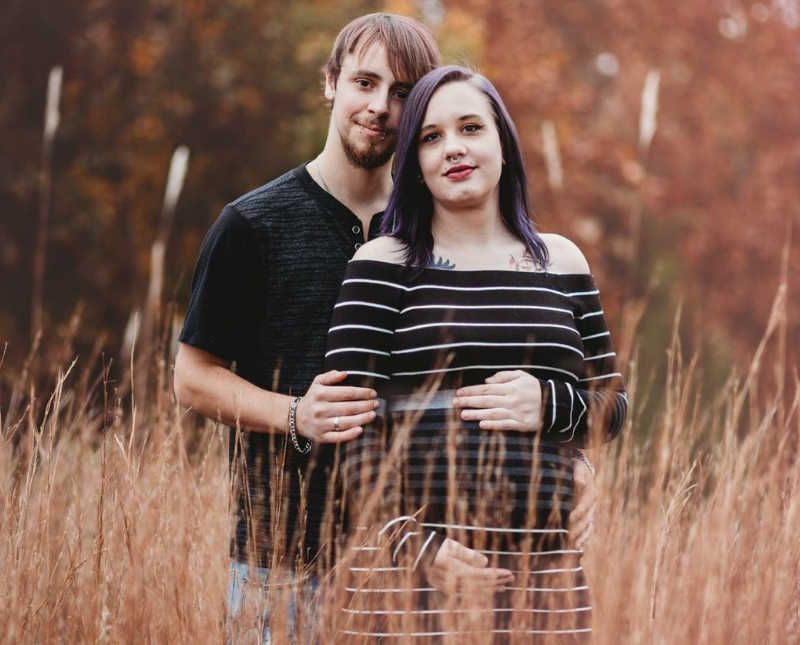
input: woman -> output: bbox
[322,66,627,642]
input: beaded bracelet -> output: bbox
[288,396,312,454]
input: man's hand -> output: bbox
[453,370,543,432]
[424,538,514,594]
[295,370,378,443]
[567,455,597,548]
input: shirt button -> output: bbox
[354,242,362,250]
[352,225,361,235]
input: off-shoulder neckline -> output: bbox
[347,258,595,280]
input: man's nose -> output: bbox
[367,89,390,117]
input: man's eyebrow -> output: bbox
[350,69,382,79]
[420,114,484,131]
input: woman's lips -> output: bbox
[444,165,475,180]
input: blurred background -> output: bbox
[2,0,798,406]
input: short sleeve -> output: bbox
[178,204,264,363]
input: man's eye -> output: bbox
[395,90,409,100]
[355,79,371,88]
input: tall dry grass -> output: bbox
[1,271,797,644]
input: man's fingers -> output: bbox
[326,399,380,416]
[453,395,506,410]
[314,370,349,386]
[316,427,363,443]
[319,385,377,402]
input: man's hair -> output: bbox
[324,13,441,87]
[382,65,550,271]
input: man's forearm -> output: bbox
[174,348,292,434]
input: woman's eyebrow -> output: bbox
[421,114,484,131]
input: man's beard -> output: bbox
[340,125,395,170]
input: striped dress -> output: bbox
[324,259,626,642]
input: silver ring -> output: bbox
[333,416,340,431]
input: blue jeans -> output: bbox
[226,561,319,644]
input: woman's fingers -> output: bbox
[453,394,505,410]
[460,407,510,421]
[478,419,521,431]
[484,370,524,384]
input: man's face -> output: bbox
[325,42,411,169]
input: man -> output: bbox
[174,12,596,641]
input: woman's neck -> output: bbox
[430,200,513,251]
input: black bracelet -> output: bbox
[288,396,312,454]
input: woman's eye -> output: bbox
[420,132,439,143]
[463,123,482,133]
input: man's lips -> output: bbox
[444,164,476,179]
[357,122,390,138]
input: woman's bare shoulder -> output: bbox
[540,233,591,275]
[351,235,406,264]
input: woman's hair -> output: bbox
[382,65,549,270]
[324,13,441,88]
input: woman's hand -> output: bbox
[453,370,544,432]
[567,455,597,548]
[424,538,514,594]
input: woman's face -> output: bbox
[417,80,503,212]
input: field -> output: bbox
[1,277,797,644]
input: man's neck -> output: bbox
[311,142,393,228]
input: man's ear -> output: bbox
[324,72,336,102]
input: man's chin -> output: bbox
[342,140,395,170]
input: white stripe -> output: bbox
[581,331,609,340]
[395,321,580,335]
[573,392,588,437]
[563,382,574,433]
[548,380,557,431]
[324,347,390,358]
[378,516,415,536]
[400,304,572,316]
[506,585,589,592]
[342,278,405,290]
[578,310,603,319]
[352,546,380,551]
[344,586,434,593]
[345,278,575,297]
[392,532,420,561]
[341,605,591,616]
[568,289,599,296]
[585,351,615,361]
[328,324,393,335]
[334,300,399,313]
[421,522,567,534]
[480,548,584,556]
[343,370,390,380]
[579,372,622,382]
[340,628,592,637]
[412,531,437,571]
[393,341,583,357]
[392,365,579,380]
[349,567,404,572]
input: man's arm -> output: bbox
[174,343,377,442]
